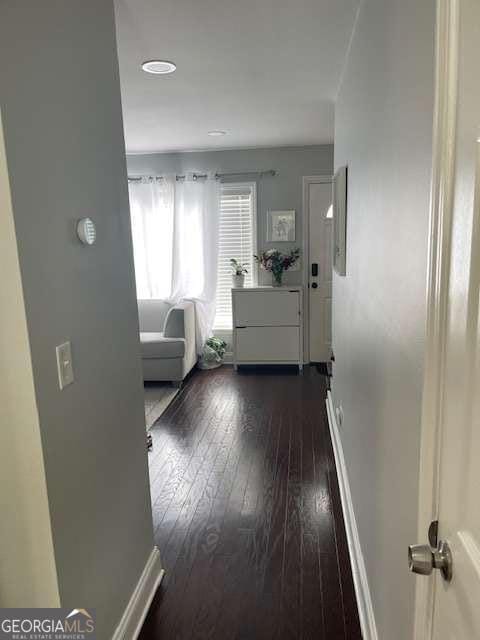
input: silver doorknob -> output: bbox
[408,540,453,582]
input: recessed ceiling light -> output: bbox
[141,60,176,75]
[208,130,227,137]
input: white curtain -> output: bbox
[128,177,174,299]
[128,174,220,353]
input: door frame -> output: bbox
[414,0,459,637]
[302,175,333,363]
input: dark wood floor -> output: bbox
[139,366,361,640]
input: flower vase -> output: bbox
[272,271,283,287]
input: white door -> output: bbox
[413,1,480,637]
[304,177,332,362]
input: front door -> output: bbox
[305,177,333,363]
[413,0,480,636]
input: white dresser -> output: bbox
[232,286,303,371]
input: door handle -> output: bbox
[408,539,452,582]
[311,263,318,277]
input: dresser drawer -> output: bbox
[233,290,300,326]
[235,326,300,362]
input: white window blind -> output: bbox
[214,183,256,329]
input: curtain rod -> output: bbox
[127,169,276,183]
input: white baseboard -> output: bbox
[112,546,164,640]
[326,391,378,640]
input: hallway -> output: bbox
[139,366,361,639]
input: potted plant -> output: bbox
[198,336,228,369]
[254,248,300,286]
[230,258,248,288]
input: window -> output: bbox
[214,183,257,329]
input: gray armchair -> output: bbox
[138,299,197,385]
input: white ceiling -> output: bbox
[114,0,359,153]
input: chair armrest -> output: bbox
[164,301,196,340]
[163,302,197,365]
[163,306,186,338]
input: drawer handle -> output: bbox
[236,326,247,329]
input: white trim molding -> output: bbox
[414,0,459,637]
[112,546,164,640]
[326,391,378,640]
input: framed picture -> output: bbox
[267,210,296,242]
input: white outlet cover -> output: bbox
[56,341,74,389]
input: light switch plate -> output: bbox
[56,341,74,390]
[336,405,344,427]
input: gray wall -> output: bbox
[332,0,435,637]
[127,145,333,285]
[0,2,154,636]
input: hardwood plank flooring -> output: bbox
[139,365,362,640]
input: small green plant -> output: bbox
[230,258,248,276]
[198,336,228,370]
[206,336,227,359]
